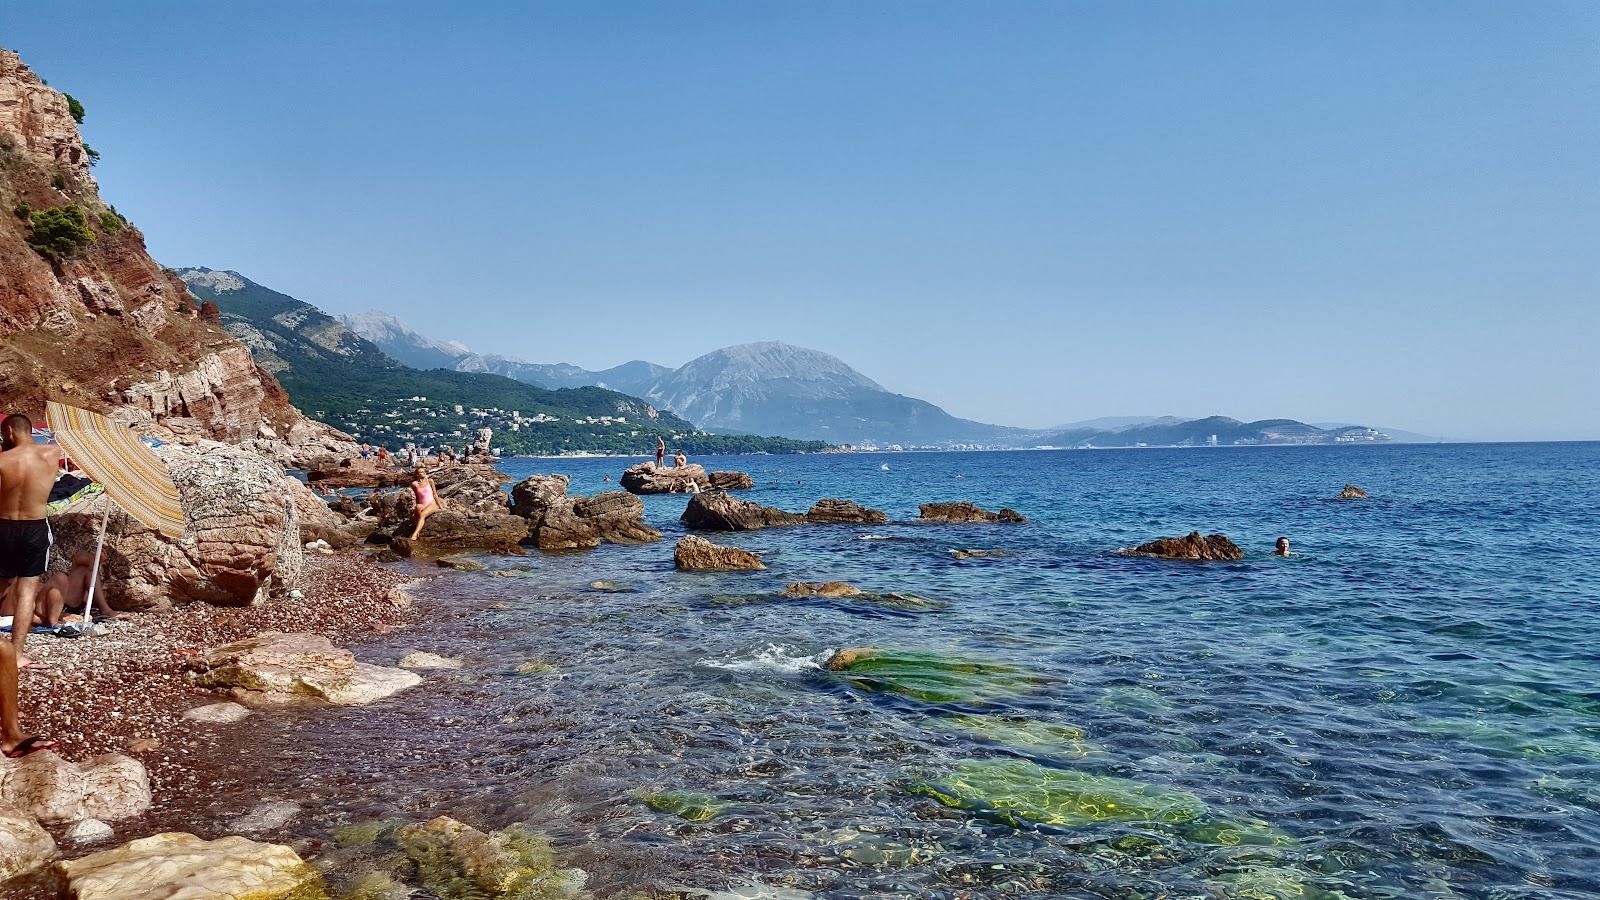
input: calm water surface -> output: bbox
[159,444,1600,899]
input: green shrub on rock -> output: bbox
[27,204,96,259]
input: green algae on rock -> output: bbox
[824,648,1045,704]
[912,758,1207,829]
[636,790,729,823]
[937,714,1098,759]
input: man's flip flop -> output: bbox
[3,736,61,758]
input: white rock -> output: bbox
[191,632,420,706]
[181,702,253,724]
[66,818,114,844]
[55,832,321,900]
[0,752,151,824]
[398,651,463,670]
[0,808,55,882]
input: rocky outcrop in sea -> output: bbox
[681,490,806,531]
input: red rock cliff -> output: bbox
[0,48,304,444]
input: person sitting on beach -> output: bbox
[3,548,125,626]
[408,467,444,540]
[0,412,63,757]
[673,449,687,469]
[656,436,666,469]
[1273,537,1291,556]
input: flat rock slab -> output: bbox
[181,702,253,724]
[190,632,421,706]
[56,832,322,900]
[674,535,765,571]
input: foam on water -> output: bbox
[697,642,830,674]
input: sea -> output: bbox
[160,442,1600,899]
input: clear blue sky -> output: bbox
[6,1,1597,440]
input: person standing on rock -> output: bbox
[0,413,62,757]
[656,436,666,470]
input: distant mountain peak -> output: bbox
[173,267,246,293]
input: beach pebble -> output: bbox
[228,800,303,834]
[182,702,253,724]
[125,738,161,753]
[399,651,463,670]
[66,819,114,845]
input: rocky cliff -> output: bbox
[0,49,305,445]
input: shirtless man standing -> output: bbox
[0,413,62,757]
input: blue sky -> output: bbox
[6,1,1597,440]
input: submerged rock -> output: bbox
[1336,483,1369,500]
[674,535,766,571]
[398,651,463,670]
[393,816,587,899]
[950,548,1009,560]
[437,555,488,571]
[824,647,880,671]
[784,582,864,598]
[0,808,55,882]
[181,701,253,724]
[918,502,1026,524]
[620,462,710,495]
[1122,531,1244,561]
[637,790,729,823]
[805,498,888,525]
[588,580,634,593]
[914,758,1207,829]
[228,800,303,834]
[938,714,1095,759]
[55,832,323,900]
[822,648,1042,703]
[189,632,422,707]
[680,490,805,531]
[0,751,151,825]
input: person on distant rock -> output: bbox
[602,474,612,483]
[673,449,687,469]
[376,446,389,465]
[1273,537,1291,556]
[0,412,63,758]
[656,436,666,469]
[408,467,445,541]
[359,443,371,459]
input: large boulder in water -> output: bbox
[621,462,708,494]
[674,535,765,571]
[55,832,323,900]
[50,440,302,609]
[509,475,661,551]
[708,471,754,490]
[806,498,888,525]
[1336,484,1369,500]
[1123,531,1244,561]
[918,502,1026,524]
[681,490,805,531]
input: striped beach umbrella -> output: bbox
[44,401,184,538]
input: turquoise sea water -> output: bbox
[168,443,1600,898]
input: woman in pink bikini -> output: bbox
[408,467,444,540]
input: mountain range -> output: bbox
[178,269,823,455]
[344,313,1413,448]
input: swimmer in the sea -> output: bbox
[1273,537,1290,556]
